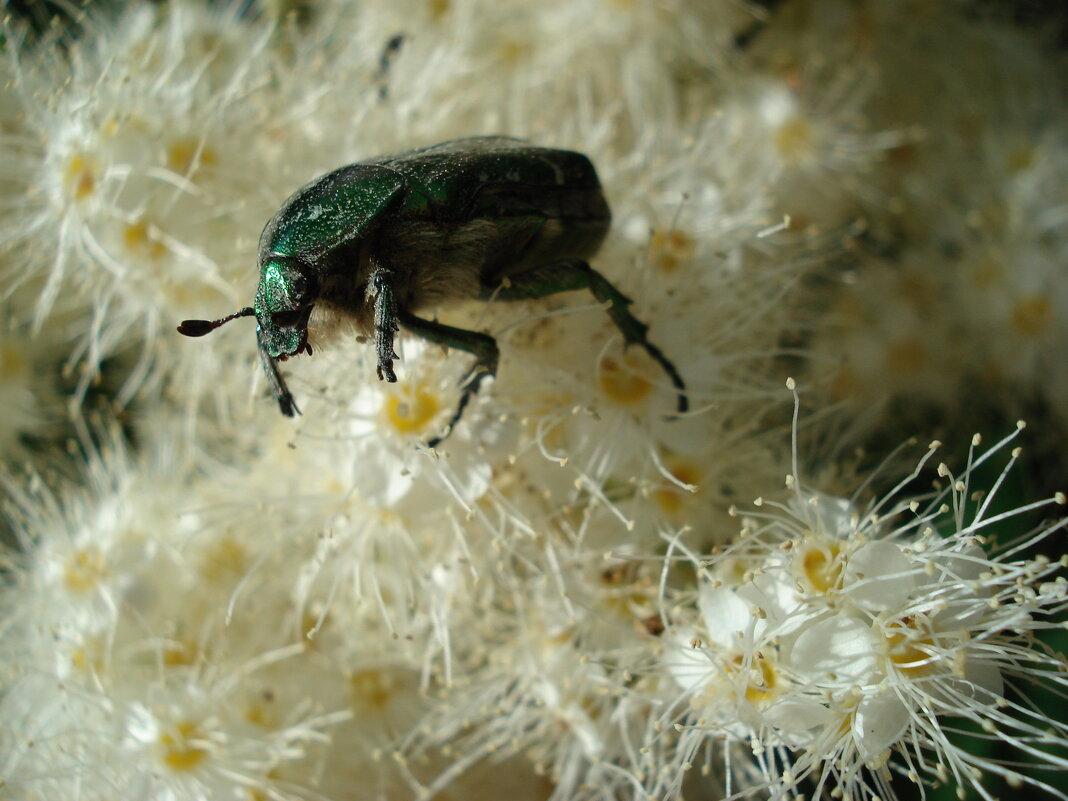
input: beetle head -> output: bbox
[255,257,318,359]
[176,256,316,417]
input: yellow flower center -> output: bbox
[650,230,696,273]
[653,459,701,516]
[1004,143,1035,173]
[167,138,217,177]
[1011,294,1052,339]
[64,547,106,594]
[162,639,198,667]
[598,354,653,407]
[797,539,842,594]
[775,115,816,165]
[64,153,99,201]
[123,220,167,261]
[159,721,208,771]
[384,385,440,434]
[884,615,937,676]
[349,668,397,710]
[198,536,248,584]
[740,653,778,705]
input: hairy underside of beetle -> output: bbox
[307,210,596,353]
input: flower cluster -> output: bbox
[663,412,1068,800]
[0,2,1066,801]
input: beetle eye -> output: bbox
[271,309,304,327]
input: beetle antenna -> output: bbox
[177,307,256,337]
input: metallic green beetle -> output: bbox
[179,137,687,445]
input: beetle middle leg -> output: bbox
[480,260,688,413]
[396,309,499,448]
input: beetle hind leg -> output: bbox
[480,260,688,414]
[396,309,500,448]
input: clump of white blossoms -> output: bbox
[772,3,1068,439]
[1,2,1066,801]
[662,396,1068,801]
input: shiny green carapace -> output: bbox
[178,137,686,445]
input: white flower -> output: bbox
[4,3,1068,801]
[661,422,1068,801]
[0,4,338,410]
[338,340,502,511]
[0,436,356,801]
[667,585,788,741]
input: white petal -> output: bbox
[666,627,715,692]
[929,544,987,583]
[699,585,764,644]
[763,696,833,748]
[929,654,1005,708]
[790,616,879,687]
[791,492,857,539]
[562,703,602,758]
[853,686,909,762]
[964,654,1004,698]
[926,545,991,629]
[435,447,493,503]
[349,450,416,507]
[738,569,814,637]
[843,541,918,612]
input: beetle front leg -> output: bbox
[257,328,300,416]
[479,260,688,413]
[396,309,499,448]
[368,258,400,382]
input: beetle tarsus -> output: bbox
[377,362,398,383]
[428,367,494,449]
